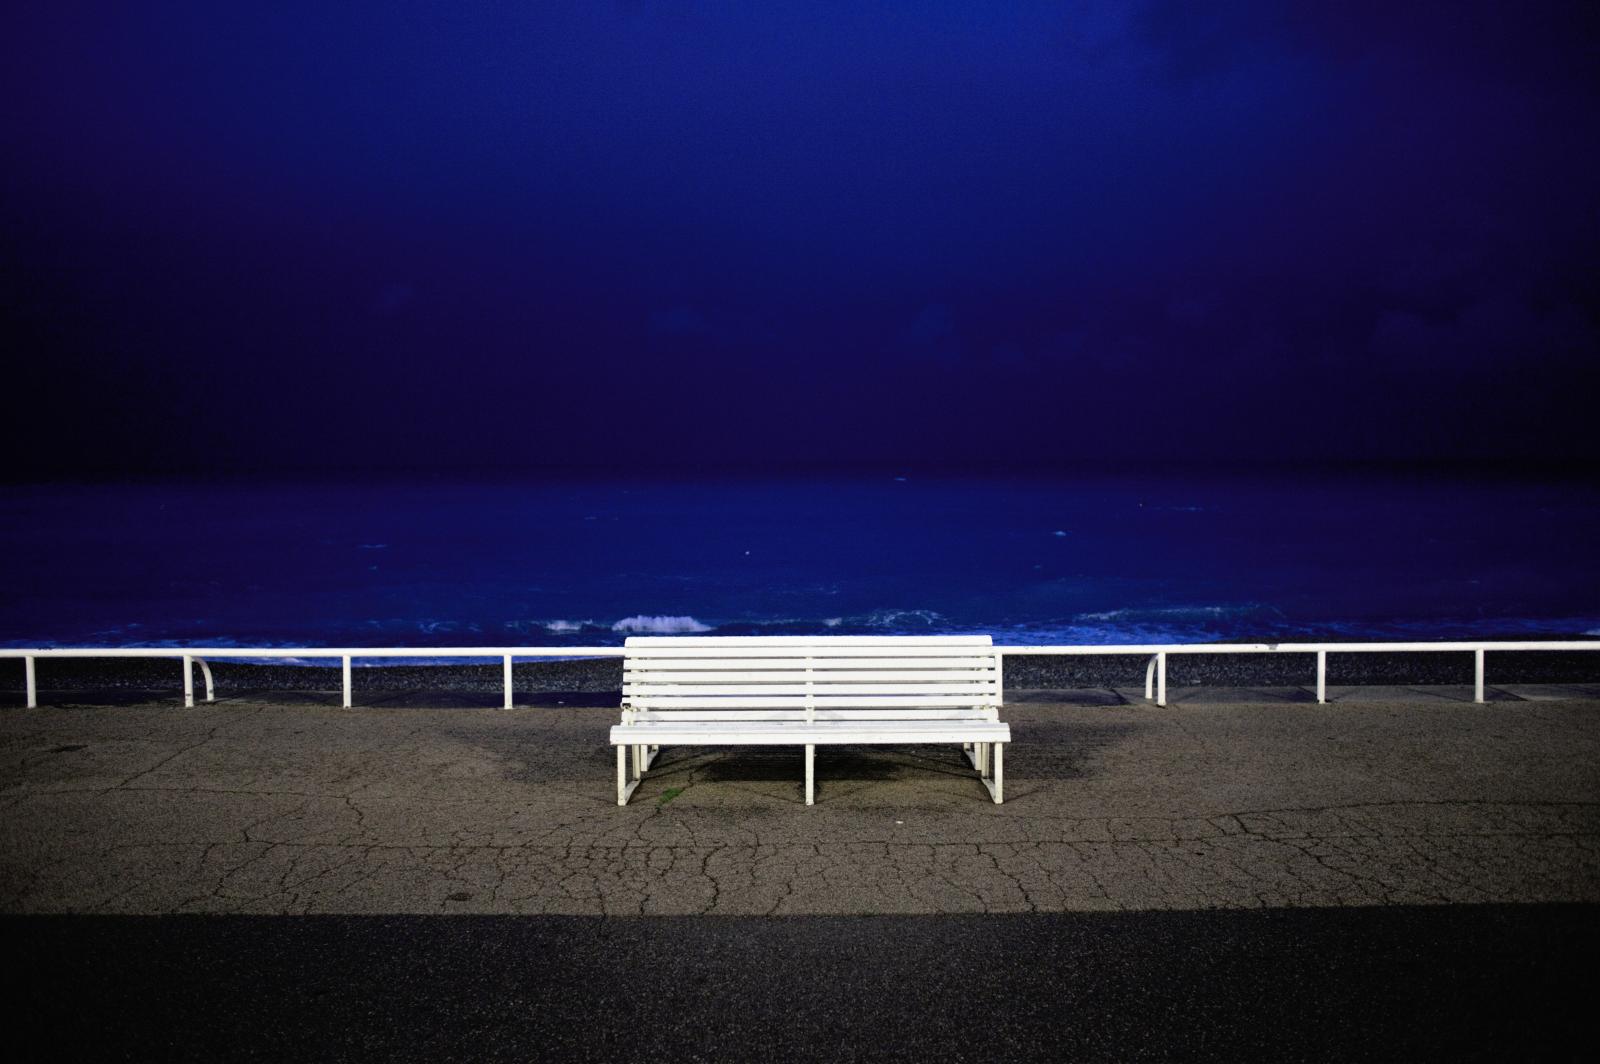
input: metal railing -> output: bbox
[0,646,624,709]
[994,641,1600,705]
[2,640,1597,709]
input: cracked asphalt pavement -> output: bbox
[3,688,1597,915]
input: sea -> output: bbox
[2,471,1597,652]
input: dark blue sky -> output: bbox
[4,1,1597,474]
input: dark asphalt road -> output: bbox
[6,906,1597,1062]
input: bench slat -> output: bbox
[622,645,999,659]
[610,721,1011,745]
[625,656,998,670]
[624,694,997,709]
[625,683,995,697]
[624,708,998,721]
[623,669,998,683]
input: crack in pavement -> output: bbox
[3,698,1599,915]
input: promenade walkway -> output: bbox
[4,686,1597,915]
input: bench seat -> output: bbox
[612,635,1009,806]
[609,719,1011,746]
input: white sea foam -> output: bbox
[1075,604,1267,622]
[542,619,593,633]
[611,615,713,634]
[415,619,478,634]
[860,609,946,629]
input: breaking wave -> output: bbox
[610,615,714,634]
[858,608,947,629]
[1074,604,1276,624]
[10,610,1599,654]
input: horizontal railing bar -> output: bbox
[4,641,1599,660]
[995,642,1600,655]
[0,647,627,659]
[10,640,1596,712]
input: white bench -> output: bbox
[610,635,1009,806]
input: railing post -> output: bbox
[1145,654,1157,701]
[342,655,352,708]
[196,658,214,702]
[24,655,36,709]
[1156,651,1167,707]
[1316,650,1327,704]
[1475,648,1485,704]
[182,655,194,708]
[502,654,513,710]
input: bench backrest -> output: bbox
[621,635,1000,720]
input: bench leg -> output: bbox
[805,744,815,806]
[616,746,641,806]
[977,742,1005,804]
